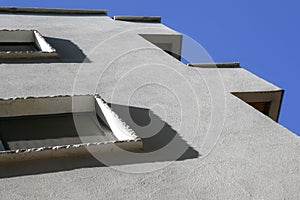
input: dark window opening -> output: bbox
[0,112,116,151]
[247,102,271,115]
[164,50,179,59]
[0,42,39,52]
[154,43,181,60]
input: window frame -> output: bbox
[0,29,58,59]
[0,95,142,161]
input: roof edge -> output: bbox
[0,7,107,15]
[188,62,241,68]
[114,16,161,23]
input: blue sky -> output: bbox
[1,1,299,135]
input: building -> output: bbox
[0,7,299,199]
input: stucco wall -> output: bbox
[0,12,299,200]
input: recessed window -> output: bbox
[140,34,182,61]
[0,112,114,150]
[0,30,58,59]
[247,101,271,115]
[232,91,284,122]
[153,43,180,59]
[0,95,142,158]
[0,42,39,52]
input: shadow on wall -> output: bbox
[0,104,199,178]
[0,37,91,64]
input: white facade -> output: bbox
[0,8,299,200]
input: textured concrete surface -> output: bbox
[0,12,299,199]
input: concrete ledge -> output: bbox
[188,62,240,68]
[0,7,107,15]
[0,139,143,162]
[114,16,161,23]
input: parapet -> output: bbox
[114,16,161,23]
[0,7,107,15]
